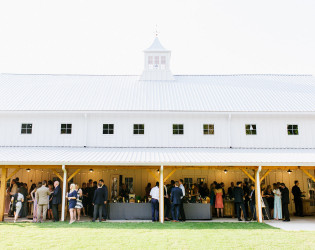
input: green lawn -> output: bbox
[0,222,314,249]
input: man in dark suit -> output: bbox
[171,181,183,222]
[99,179,108,221]
[228,182,235,199]
[248,184,256,220]
[52,181,62,222]
[280,183,290,221]
[292,180,303,217]
[234,182,250,221]
[92,183,106,222]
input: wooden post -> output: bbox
[260,169,271,183]
[164,169,176,182]
[301,169,315,182]
[255,166,263,223]
[5,168,20,182]
[159,165,164,223]
[61,165,67,221]
[0,167,8,222]
[241,168,255,183]
[67,169,81,182]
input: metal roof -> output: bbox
[0,147,314,166]
[144,37,169,52]
[0,74,315,112]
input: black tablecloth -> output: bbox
[109,203,152,220]
[184,203,212,220]
[109,202,212,220]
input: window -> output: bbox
[133,124,144,134]
[61,124,72,134]
[173,124,184,135]
[148,56,153,70]
[21,123,32,134]
[184,178,193,189]
[287,124,298,135]
[161,56,166,69]
[203,124,214,135]
[148,56,153,65]
[245,124,257,135]
[125,177,134,191]
[154,56,159,65]
[103,124,114,134]
[161,56,166,65]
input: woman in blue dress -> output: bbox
[67,183,77,224]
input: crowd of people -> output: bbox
[148,179,305,222]
[5,176,305,223]
[5,177,109,224]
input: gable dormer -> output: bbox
[140,37,175,81]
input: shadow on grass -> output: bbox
[0,221,276,230]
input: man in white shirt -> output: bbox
[179,179,186,221]
[150,182,159,222]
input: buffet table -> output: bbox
[109,202,212,220]
[184,203,212,220]
[109,203,151,220]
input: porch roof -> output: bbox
[0,146,315,167]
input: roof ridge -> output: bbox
[1,73,313,77]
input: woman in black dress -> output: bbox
[264,185,274,219]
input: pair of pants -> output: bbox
[151,199,159,221]
[235,202,247,219]
[294,198,303,216]
[102,203,107,219]
[164,198,171,218]
[180,199,186,221]
[37,204,48,222]
[93,204,103,222]
[250,203,256,220]
[15,203,22,218]
[282,202,290,221]
[171,203,180,221]
[88,203,94,217]
[52,204,59,221]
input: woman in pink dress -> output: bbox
[214,184,224,218]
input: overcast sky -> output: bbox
[0,0,314,75]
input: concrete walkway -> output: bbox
[265,216,315,231]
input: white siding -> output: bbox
[0,113,314,148]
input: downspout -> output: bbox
[61,164,67,221]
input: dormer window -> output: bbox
[154,56,159,69]
[148,56,153,69]
[161,56,166,70]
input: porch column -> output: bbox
[255,166,263,223]
[0,167,7,222]
[159,165,164,223]
[61,165,67,221]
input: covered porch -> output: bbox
[1,146,315,223]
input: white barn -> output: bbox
[0,37,315,222]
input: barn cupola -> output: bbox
[140,37,175,81]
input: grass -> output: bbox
[0,222,315,249]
